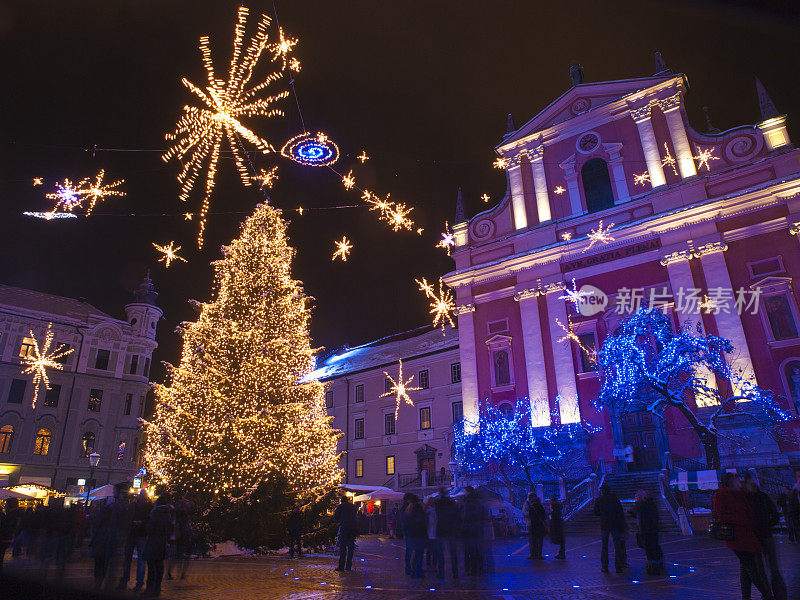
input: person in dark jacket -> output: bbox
[714,473,774,600]
[0,498,23,568]
[785,484,800,545]
[143,494,174,598]
[333,496,358,572]
[549,497,565,560]
[433,488,460,579]
[118,489,152,591]
[594,484,626,573]
[745,473,786,600]
[89,498,117,588]
[403,495,428,578]
[287,506,303,558]
[631,490,663,574]
[523,493,547,560]
[168,496,194,581]
[399,492,414,575]
[461,487,485,576]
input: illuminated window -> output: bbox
[34,428,51,456]
[386,455,395,476]
[7,379,26,404]
[82,431,95,457]
[87,389,103,412]
[0,424,14,453]
[418,370,430,389]
[384,413,395,435]
[354,383,364,403]
[451,401,463,424]
[95,349,110,370]
[325,389,334,408]
[124,393,133,415]
[19,337,36,358]
[355,458,363,478]
[44,384,61,408]
[129,355,139,375]
[450,363,461,384]
[354,417,364,440]
[419,407,431,430]
[581,158,615,213]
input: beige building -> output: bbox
[0,276,161,491]
[311,325,461,493]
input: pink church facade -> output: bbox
[444,68,800,471]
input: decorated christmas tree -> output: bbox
[145,202,342,500]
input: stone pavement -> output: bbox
[4,534,799,600]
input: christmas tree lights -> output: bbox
[145,202,342,498]
[20,323,73,409]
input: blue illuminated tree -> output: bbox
[596,307,794,469]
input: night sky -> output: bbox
[0,0,797,380]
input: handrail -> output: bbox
[658,471,689,534]
[563,476,596,521]
[669,453,708,472]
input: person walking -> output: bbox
[523,493,547,560]
[631,490,663,574]
[404,495,428,578]
[168,496,195,581]
[549,497,565,560]
[714,472,774,600]
[333,496,358,572]
[142,493,174,598]
[433,488,460,579]
[118,489,152,591]
[0,498,23,568]
[745,473,786,600]
[785,483,800,545]
[594,484,626,573]
[287,506,303,558]
[423,496,437,571]
[461,487,484,576]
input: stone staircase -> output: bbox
[564,471,681,535]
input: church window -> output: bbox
[0,425,14,453]
[34,428,51,455]
[763,294,799,341]
[581,158,615,212]
[493,350,511,386]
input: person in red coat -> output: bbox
[713,473,774,600]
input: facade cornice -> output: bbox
[693,241,728,258]
[659,249,693,266]
[513,287,541,302]
[454,303,475,315]
[790,221,800,236]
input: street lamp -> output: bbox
[84,451,100,509]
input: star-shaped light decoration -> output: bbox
[21,323,73,409]
[555,318,595,364]
[153,241,188,268]
[698,295,716,313]
[46,179,83,214]
[32,177,43,187]
[493,157,508,170]
[270,27,299,70]
[481,193,490,203]
[416,277,456,331]
[561,232,573,241]
[633,172,651,186]
[583,220,615,253]
[184,212,193,221]
[288,57,301,72]
[76,170,126,215]
[437,222,456,255]
[387,203,415,231]
[661,143,678,176]
[357,150,369,163]
[251,166,278,188]
[332,236,352,261]
[558,278,589,313]
[380,359,421,418]
[693,147,719,172]
[554,186,566,195]
[342,170,355,190]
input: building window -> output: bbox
[450,362,461,384]
[138,396,145,417]
[132,438,139,466]
[129,355,139,375]
[87,389,103,412]
[117,441,126,461]
[355,458,363,478]
[144,357,151,377]
[386,455,395,476]
[419,406,432,430]
[418,369,430,389]
[581,157,615,213]
[452,401,463,424]
[577,332,597,372]
[763,293,799,341]
[355,384,364,403]
[82,431,95,457]
[95,349,110,370]
[384,378,393,394]
[7,379,26,404]
[354,417,365,440]
[19,337,36,358]
[493,350,511,386]
[124,393,133,416]
[0,425,14,453]
[44,384,61,408]
[34,428,51,456]
[325,389,334,408]
[384,412,395,435]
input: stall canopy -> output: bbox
[88,484,117,500]
[0,488,35,500]
[353,487,405,502]
[669,469,736,491]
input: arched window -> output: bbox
[581,158,615,213]
[82,432,96,457]
[34,428,51,455]
[0,425,13,453]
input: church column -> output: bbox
[695,242,757,392]
[530,146,552,223]
[630,104,667,188]
[543,283,580,423]
[514,289,551,427]
[559,156,584,217]
[455,304,480,431]
[660,94,697,179]
[507,156,528,230]
[604,143,630,204]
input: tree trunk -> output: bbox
[669,399,721,469]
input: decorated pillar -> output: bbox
[530,146,552,223]
[630,104,667,188]
[558,156,584,217]
[660,94,697,179]
[507,156,528,230]
[514,288,551,427]
[543,283,580,423]
[604,142,630,204]
[455,304,480,431]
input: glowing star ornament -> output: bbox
[493,157,508,170]
[251,166,278,188]
[387,203,415,232]
[583,220,615,253]
[281,131,339,166]
[184,212,193,220]
[380,359,420,418]
[32,178,43,187]
[20,323,73,409]
[269,27,299,70]
[634,172,651,186]
[554,186,566,195]
[693,147,719,172]
[162,6,289,247]
[561,232,573,241]
[416,277,456,330]
[153,241,188,268]
[332,236,352,261]
[437,222,456,255]
[46,179,82,213]
[76,170,125,215]
[297,206,304,215]
[481,194,490,203]
[661,143,678,176]
[555,318,595,363]
[357,150,369,163]
[699,295,716,313]
[342,170,355,190]
[558,279,589,313]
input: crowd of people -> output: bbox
[0,483,195,599]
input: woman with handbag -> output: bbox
[713,473,774,600]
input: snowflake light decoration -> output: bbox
[386,203,415,232]
[633,172,651,186]
[480,193,490,203]
[332,236,352,261]
[76,170,125,215]
[416,277,456,330]
[583,220,615,253]
[661,143,678,176]
[162,6,289,247]
[693,147,719,172]
[281,131,339,166]
[342,170,355,190]
[46,179,82,213]
[437,222,456,255]
[561,232,572,241]
[184,212,193,220]
[493,157,508,170]
[554,186,566,195]
[251,166,278,188]
[357,150,369,163]
[555,318,596,364]
[558,279,589,313]
[269,27,298,70]
[153,241,188,268]
[380,359,420,418]
[32,177,43,187]
[21,323,73,409]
